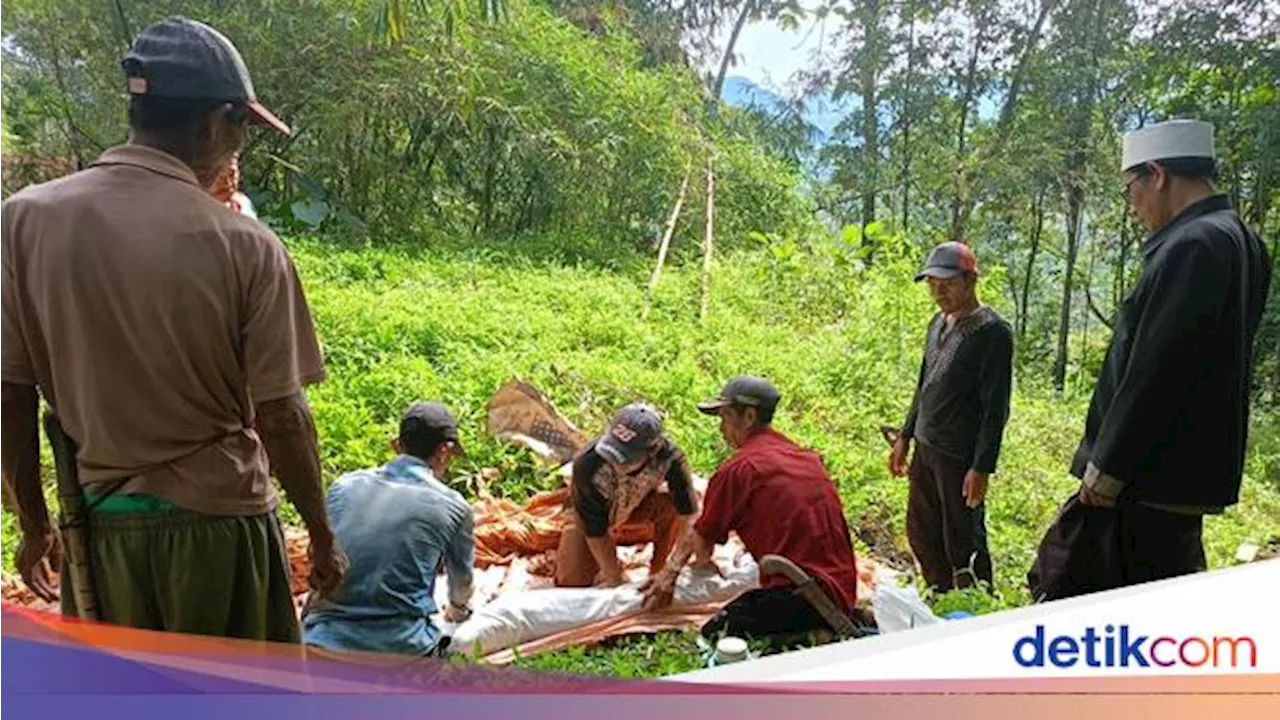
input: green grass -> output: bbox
[4,234,1278,676]
[506,631,707,676]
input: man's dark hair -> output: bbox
[1130,156,1218,182]
[732,402,776,426]
[126,94,234,134]
[400,432,447,462]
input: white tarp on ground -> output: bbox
[431,539,760,658]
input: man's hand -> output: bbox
[887,437,910,477]
[689,556,723,577]
[962,470,989,508]
[443,603,472,623]
[1078,481,1116,507]
[17,530,60,603]
[596,568,626,588]
[307,531,347,597]
[639,569,677,612]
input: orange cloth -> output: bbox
[472,487,657,570]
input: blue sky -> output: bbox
[706,13,845,93]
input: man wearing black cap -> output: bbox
[2,17,342,641]
[889,242,1013,593]
[303,402,473,656]
[1029,120,1272,600]
[554,403,699,588]
[641,377,862,643]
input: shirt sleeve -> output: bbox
[1090,237,1229,483]
[445,504,475,609]
[664,447,697,516]
[570,448,611,538]
[971,322,1014,474]
[240,230,326,403]
[1,203,37,386]
[902,315,937,438]
[694,460,748,545]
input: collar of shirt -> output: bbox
[1142,193,1234,261]
[382,454,439,487]
[89,145,204,188]
[943,303,981,332]
[738,425,784,453]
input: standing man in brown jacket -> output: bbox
[1,17,344,641]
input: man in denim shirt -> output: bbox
[303,402,474,656]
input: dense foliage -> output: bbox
[1,0,813,250]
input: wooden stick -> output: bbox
[643,162,693,318]
[700,158,715,322]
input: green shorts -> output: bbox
[60,504,300,644]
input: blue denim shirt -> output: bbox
[302,455,474,656]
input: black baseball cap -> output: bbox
[697,376,781,415]
[399,402,464,455]
[596,403,663,465]
[914,242,979,281]
[121,17,291,135]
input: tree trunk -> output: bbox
[1018,186,1046,344]
[700,159,716,321]
[1115,218,1129,305]
[948,0,1057,243]
[1079,228,1096,384]
[1054,184,1085,393]
[861,60,878,233]
[1053,0,1107,393]
[644,163,692,318]
[900,1,916,233]
[712,1,754,103]
[947,27,984,242]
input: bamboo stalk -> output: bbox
[643,162,693,319]
[700,158,715,322]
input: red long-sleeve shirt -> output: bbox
[695,427,859,613]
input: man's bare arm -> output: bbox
[1,382,47,534]
[640,528,716,611]
[664,527,716,579]
[254,391,345,594]
[585,534,624,583]
[2,382,59,601]
[255,393,328,533]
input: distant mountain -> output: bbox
[722,76,788,112]
[721,75,853,148]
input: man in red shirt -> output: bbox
[641,376,860,642]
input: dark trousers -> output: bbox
[700,587,827,641]
[906,441,993,591]
[1028,495,1206,602]
[1112,504,1206,585]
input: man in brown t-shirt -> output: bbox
[1,18,344,642]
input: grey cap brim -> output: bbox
[914,266,964,282]
[596,435,635,464]
[697,399,733,415]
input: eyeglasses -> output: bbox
[1122,165,1154,202]
[1122,175,1142,202]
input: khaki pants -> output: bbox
[60,508,300,643]
[554,490,680,587]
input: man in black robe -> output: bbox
[1030,119,1272,601]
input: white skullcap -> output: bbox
[1121,119,1215,172]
